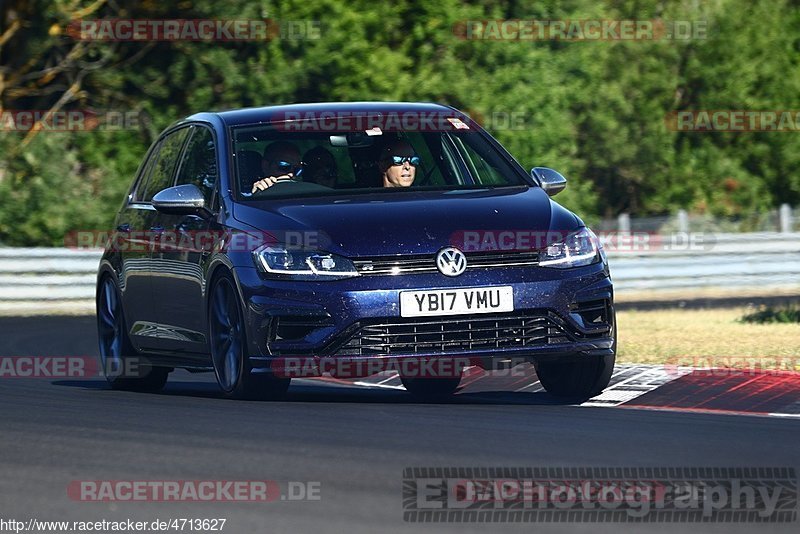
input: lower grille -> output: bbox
[273,315,332,341]
[333,312,573,356]
[569,298,612,334]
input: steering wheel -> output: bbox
[248,176,299,196]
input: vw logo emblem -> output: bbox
[436,247,467,277]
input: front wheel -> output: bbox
[534,354,615,400]
[535,320,616,400]
[208,273,290,400]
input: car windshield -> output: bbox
[231,123,530,200]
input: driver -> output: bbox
[251,141,302,194]
[379,140,418,188]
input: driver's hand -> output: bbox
[252,173,293,193]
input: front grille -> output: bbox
[352,255,433,275]
[333,312,571,356]
[352,250,539,275]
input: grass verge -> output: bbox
[617,306,800,366]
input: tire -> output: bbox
[400,375,462,398]
[96,275,169,392]
[534,354,615,399]
[535,325,617,400]
[208,272,290,400]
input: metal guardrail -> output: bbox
[0,233,798,305]
[0,248,100,301]
[606,232,800,291]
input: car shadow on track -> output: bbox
[51,376,580,406]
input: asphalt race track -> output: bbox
[1,316,799,533]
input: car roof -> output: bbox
[185,102,460,127]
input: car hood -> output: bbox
[232,187,578,257]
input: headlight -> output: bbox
[539,227,601,268]
[253,245,359,280]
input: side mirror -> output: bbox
[531,167,567,197]
[152,184,211,218]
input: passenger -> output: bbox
[251,141,301,194]
[379,140,419,188]
[302,146,338,188]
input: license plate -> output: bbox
[400,286,514,318]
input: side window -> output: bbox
[132,141,162,202]
[175,126,217,204]
[141,127,190,202]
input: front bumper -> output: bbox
[233,261,615,376]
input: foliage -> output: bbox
[739,305,800,324]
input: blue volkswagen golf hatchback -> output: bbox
[96,102,616,400]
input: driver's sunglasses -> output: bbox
[274,160,302,174]
[389,155,421,166]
